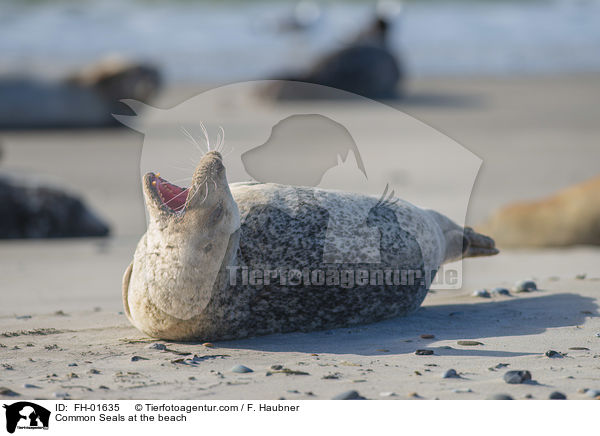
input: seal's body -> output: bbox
[124,152,497,341]
[478,175,600,247]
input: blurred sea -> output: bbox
[1,0,600,83]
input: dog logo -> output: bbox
[3,402,50,433]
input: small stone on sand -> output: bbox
[545,350,564,358]
[147,343,167,351]
[231,365,253,374]
[0,387,20,397]
[488,394,513,400]
[443,369,460,379]
[457,340,483,346]
[332,390,365,400]
[415,349,434,355]
[514,279,537,292]
[503,370,532,384]
[492,287,511,296]
[202,342,215,348]
[472,289,491,298]
[420,334,435,339]
[549,391,567,400]
[131,356,148,362]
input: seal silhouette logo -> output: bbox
[2,402,50,434]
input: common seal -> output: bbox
[266,10,404,100]
[0,176,110,239]
[478,175,600,247]
[123,151,497,341]
[0,57,160,129]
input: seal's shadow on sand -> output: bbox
[217,293,597,357]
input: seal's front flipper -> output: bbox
[462,227,499,258]
[122,262,133,323]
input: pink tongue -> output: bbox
[157,179,188,212]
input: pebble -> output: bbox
[0,387,20,397]
[68,363,78,367]
[147,343,167,351]
[568,347,589,351]
[379,392,397,397]
[503,370,532,384]
[442,369,460,379]
[452,388,473,394]
[492,287,511,296]
[457,340,483,346]
[415,349,434,355]
[585,389,600,398]
[53,392,70,399]
[575,273,587,280]
[131,356,148,362]
[332,390,365,400]
[23,384,40,389]
[545,350,564,358]
[202,342,215,348]
[514,279,537,292]
[231,365,253,374]
[88,369,101,375]
[488,394,513,400]
[472,289,491,298]
[420,334,435,339]
[99,385,109,390]
[549,391,567,400]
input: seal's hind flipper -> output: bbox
[122,262,133,323]
[463,227,499,258]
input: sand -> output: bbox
[1,74,599,400]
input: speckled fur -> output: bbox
[123,152,496,341]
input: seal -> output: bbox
[266,12,404,100]
[0,57,160,129]
[123,151,498,341]
[478,175,600,247]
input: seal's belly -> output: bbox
[227,183,434,335]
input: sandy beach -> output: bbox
[1,74,599,400]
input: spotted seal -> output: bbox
[123,151,498,341]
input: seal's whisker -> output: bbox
[185,177,209,206]
[180,126,207,154]
[217,125,225,152]
[199,121,211,151]
[210,176,218,191]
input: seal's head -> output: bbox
[142,150,240,242]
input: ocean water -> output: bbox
[1,0,600,82]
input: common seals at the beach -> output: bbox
[123,151,497,341]
[0,177,110,239]
[0,57,161,129]
[478,175,600,247]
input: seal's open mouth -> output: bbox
[150,173,188,212]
